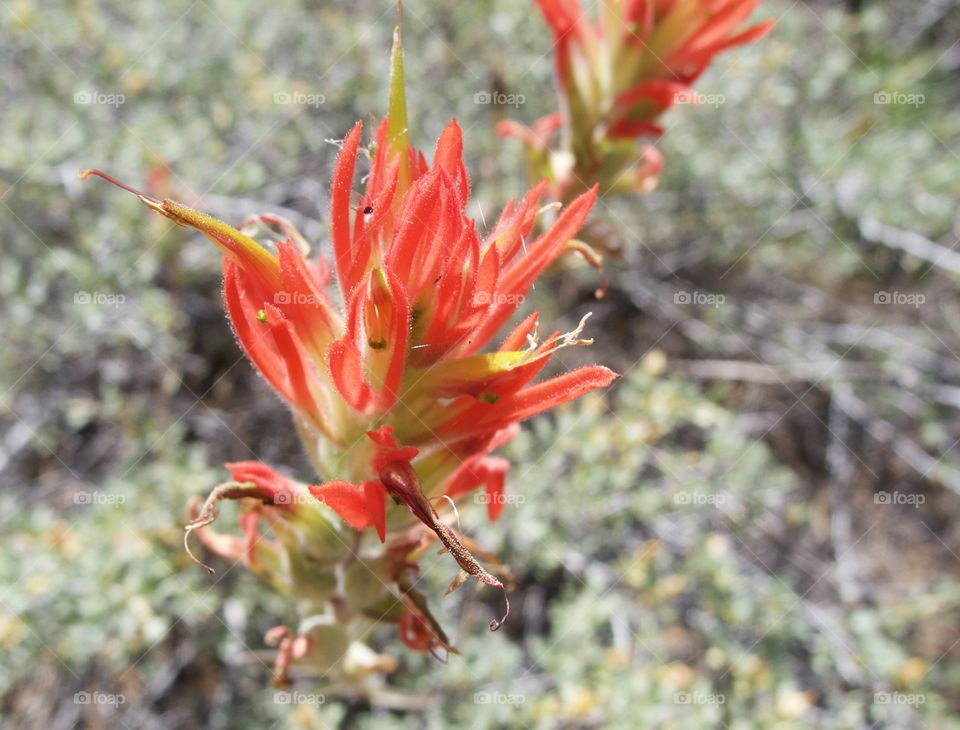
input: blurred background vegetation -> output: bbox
[2,0,960,727]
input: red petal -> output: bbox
[482,457,510,521]
[328,339,374,412]
[438,365,617,440]
[331,121,364,300]
[309,481,372,530]
[372,266,411,410]
[223,262,290,403]
[366,425,399,449]
[466,189,596,355]
[226,461,291,496]
[263,303,319,417]
[614,80,688,112]
[498,312,539,352]
[276,241,340,353]
[363,481,387,542]
[500,187,597,295]
[607,118,665,140]
[444,455,511,521]
[239,510,261,565]
[432,119,469,203]
[387,171,443,286]
[683,1,764,54]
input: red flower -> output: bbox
[81,32,616,633]
[81,120,613,483]
[500,0,772,197]
[537,0,773,114]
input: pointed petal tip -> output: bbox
[586,365,619,387]
[601,365,619,382]
[568,184,599,209]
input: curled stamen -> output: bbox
[537,201,563,216]
[183,522,216,574]
[434,494,462,533]
[183,480,272,575]
[488,586,510,632]
[565,238,608,298]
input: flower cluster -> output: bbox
[500,0,773,198]
[82,23,615,681]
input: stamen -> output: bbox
[565,238,608,298]
[79,169,161,204]
[488,587,510,632]
[537,201,562,216]
[183,480,272,575]
[183,529,216,575]
[80,169,170,220]
[557,312,594,348]
[436,494,462,533]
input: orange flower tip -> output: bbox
[755,19,776,37]
[598,366,619,385]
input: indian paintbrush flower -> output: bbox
[499,0,773,199]
[81,23,616,677]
